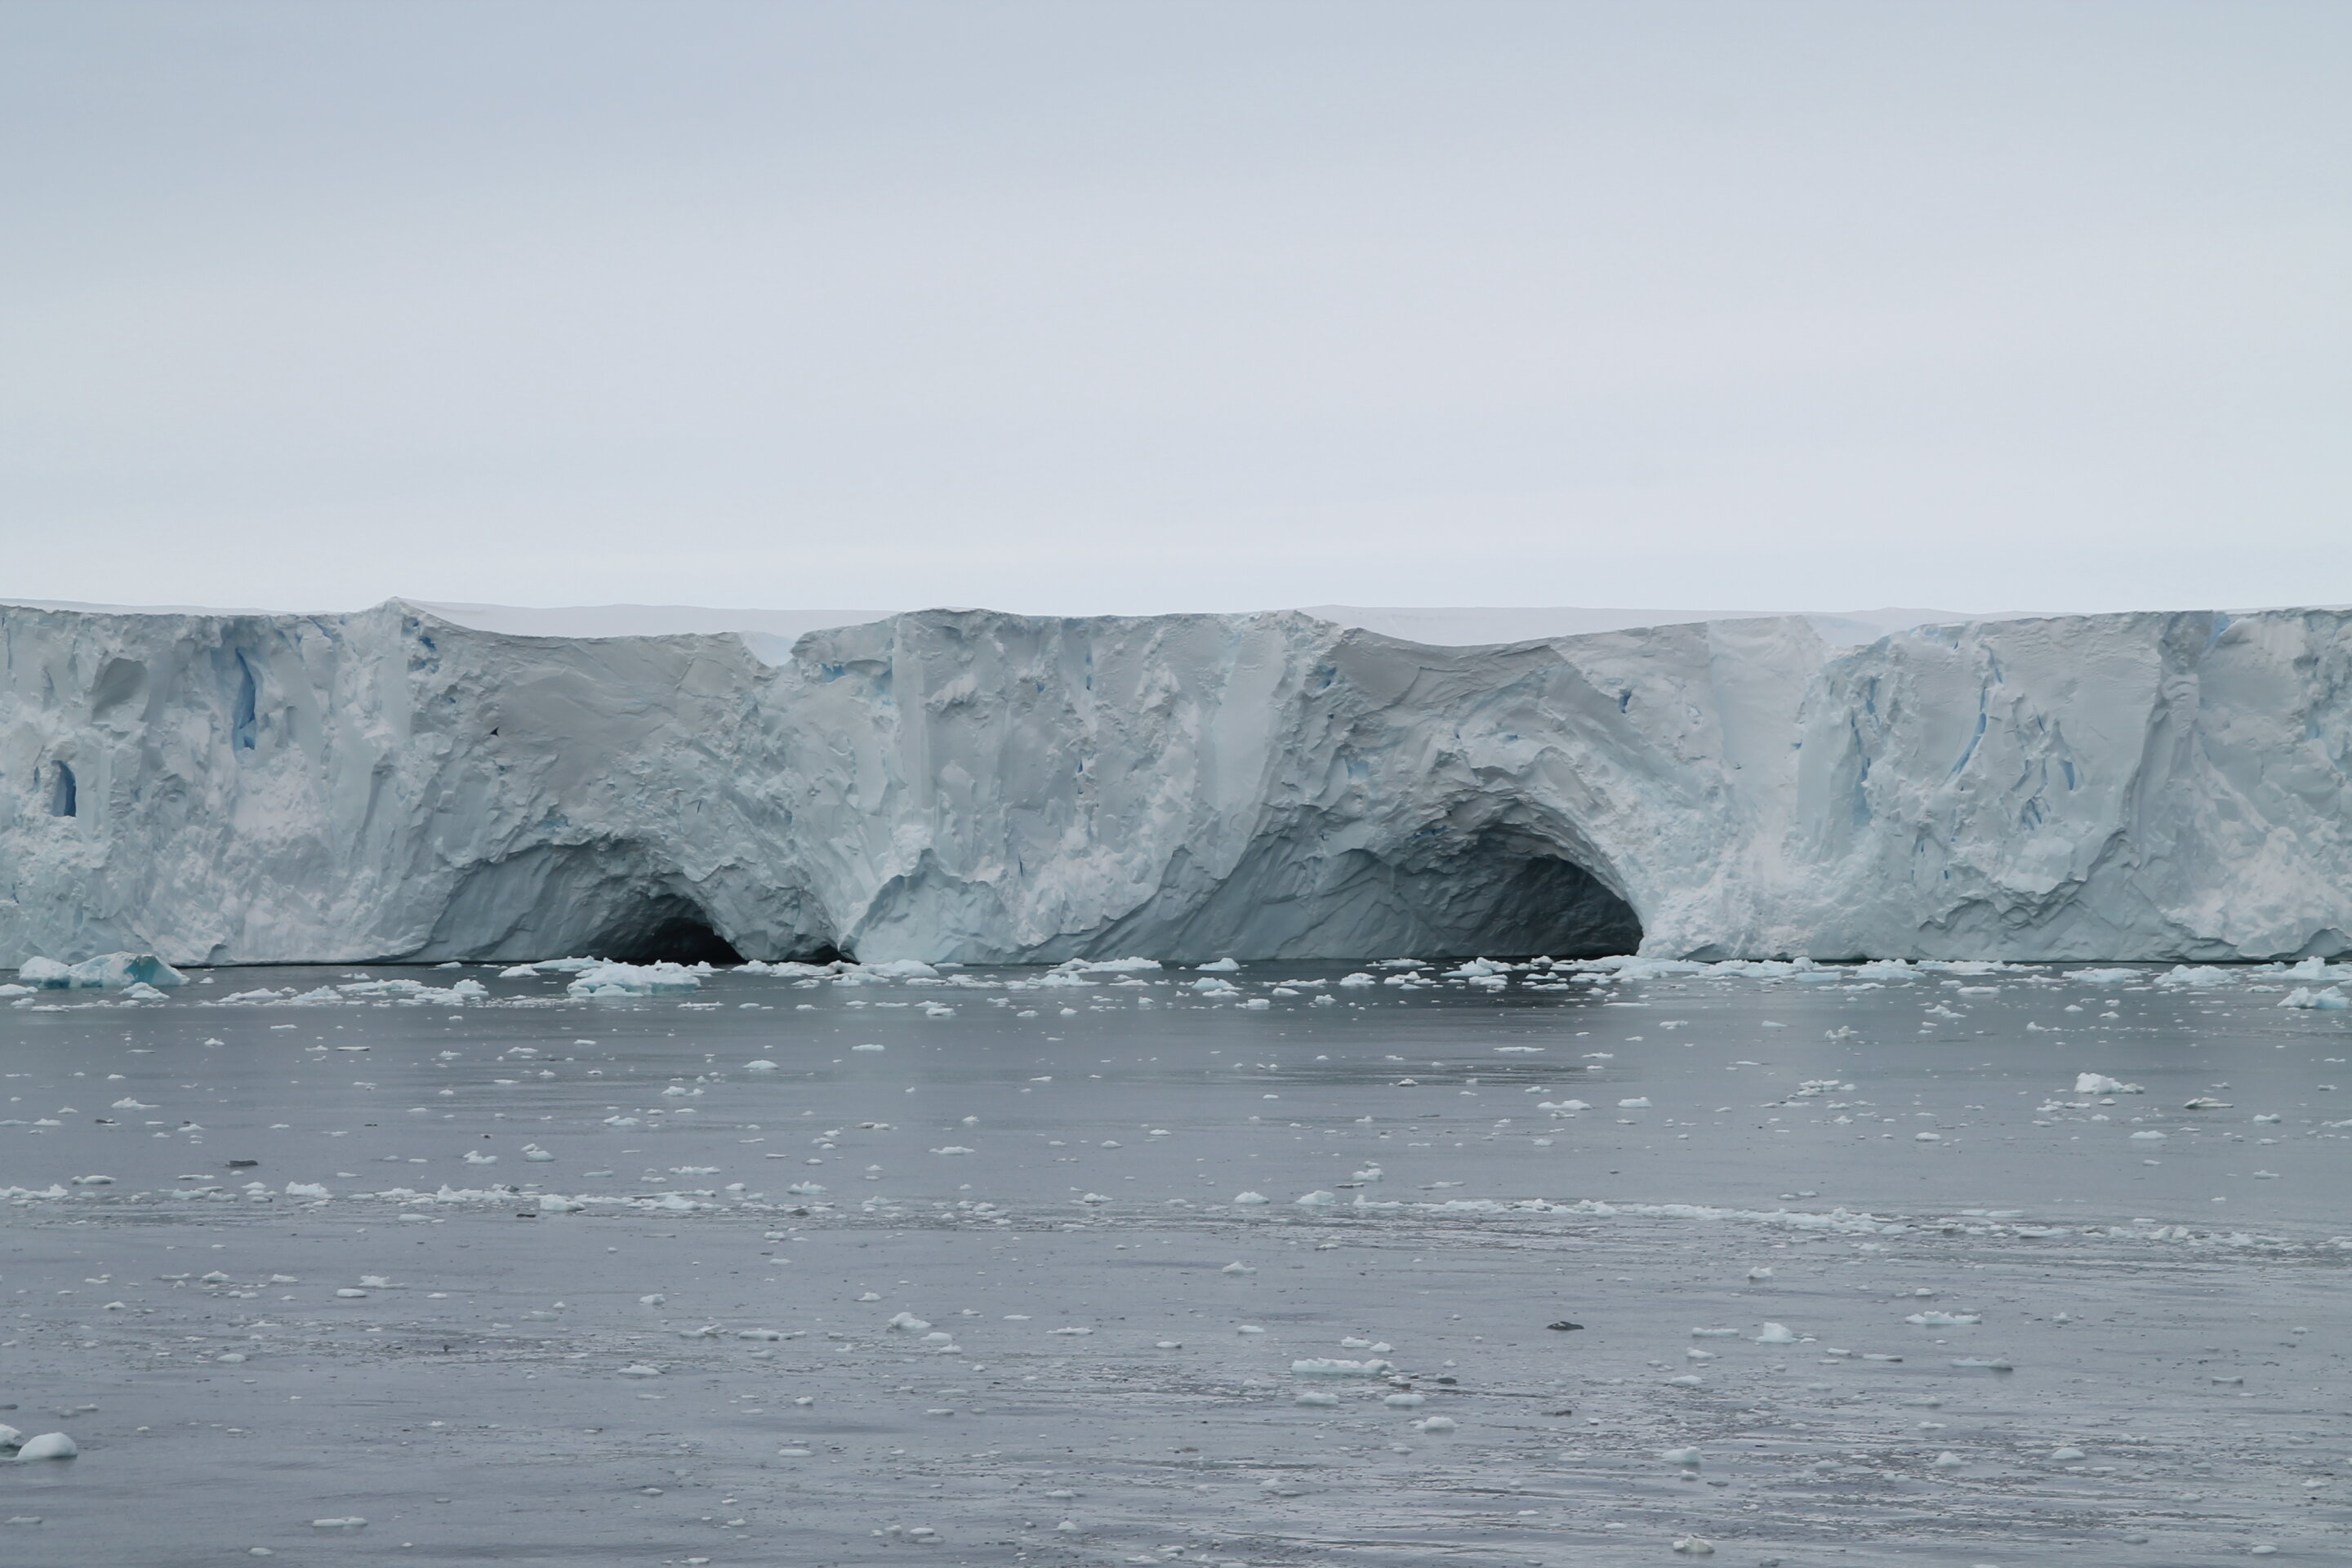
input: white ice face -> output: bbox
[4,600,2350,968]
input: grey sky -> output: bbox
[3,2,2345,617]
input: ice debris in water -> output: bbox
[1234,1192,1270,1205]
[1672,1536,1715,1556]
[1292,1358,1395,1378]
[1754,1323,1799,1344]
[2074,1073,2144,1094]
[565,961,703,997]
[2278,985,2350,1009]
[16,952,186,989]
[14,1433,77,1461]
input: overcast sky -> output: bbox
[3,2,2346,617]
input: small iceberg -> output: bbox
[16,952,187,990]
[565,961,704,997]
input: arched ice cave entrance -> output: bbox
[596,900,746,965]
[1148,821,1644,962]
[1359,826,1642,960]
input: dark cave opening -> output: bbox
[596,906,745,965]
[1465,849,1644,959]
[1361,828,1642,960]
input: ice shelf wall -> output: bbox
[2,599,2348,965]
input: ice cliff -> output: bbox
[3,599,2349,966]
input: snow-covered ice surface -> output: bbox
[9,599,2352,967]
[2,958,2345,1563]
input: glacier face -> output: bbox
[2,599,2348,966]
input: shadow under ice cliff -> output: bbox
[3,599,2349,965]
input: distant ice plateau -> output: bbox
[4,598,2350,967]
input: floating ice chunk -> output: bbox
[2050,1446,2087,1461]
[16,952,185,989]
[888,1312,932,1333]
[1754,1323,1798,1344]
[1294,1391,1339,1407]
[1666,1374,1702,1387]
[860,959,940,980]
[744,1060,779,1072]
[1293,1358,1394,1378]
[852,1043,884,1053]
[1931,1450,1966,1469]
[1192,978,1237,994]
[2278,985,2350,1009]
[309,1517,365,1529]
[1660,1446,1702,1467]
[284,1182,330,1199]
[1336,973,1375,987]
[14,1433,75,1460]
[1384,1392,1425,1408]
[1746,1267,1774,1281]
[565,961,702,997]
[1221,1262,1257,1276]
[2129,1130,2167,1142]
[1913,1132,1942,1142]
[616,1364,662,1378]
[1196,958,1241,972]
[1413,1415,1456,1433]
[70,1174,114,1186]
[522,1145,555,1161]
[1234,1192,1270,1205]
[1671,1538,1713,1557]
[1905,1312,1980,1326]
[0,1425,20,1449]
[1618,1097,1652,1109]
[2074,1074,2144,1094]
[1294,1190,1338,1207]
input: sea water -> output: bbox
[1,958,2344,1564]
